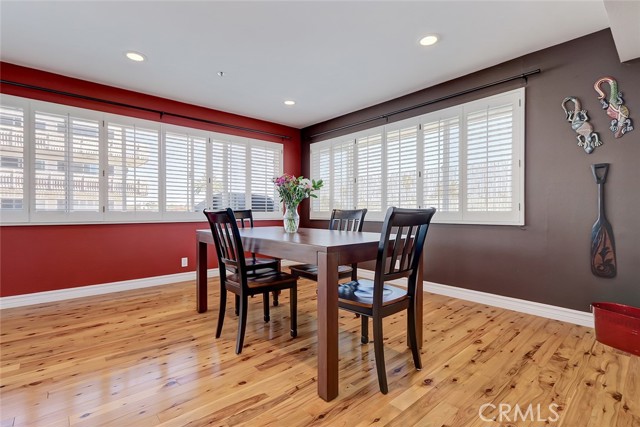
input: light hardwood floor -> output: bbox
[1,277,638,427]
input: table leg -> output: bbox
[197,240,208,313]
[317,251,339,401]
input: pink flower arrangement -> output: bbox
[273,174,323,209]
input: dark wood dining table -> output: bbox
[196,226,424,401]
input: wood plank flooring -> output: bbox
[1,277,638,426]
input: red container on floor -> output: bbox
[592,302,640,356]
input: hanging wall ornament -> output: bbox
[590,163,617,278]
[594,76,634,138]
[561,97,601,154]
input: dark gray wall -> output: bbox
[301,29,640,312]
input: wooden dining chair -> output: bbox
[233,209,282,308]
[203,208,298,354]
[337,206,436,394]
[289,208,367,282]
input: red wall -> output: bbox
[0,63,301,297]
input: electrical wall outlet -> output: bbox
[181,257,188,267]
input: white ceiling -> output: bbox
[0,1,612,129]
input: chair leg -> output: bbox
[273,290,280,306]
[372,315,388,394]
[263,292,270,322]
[234,294,240,315]
[236,296,249,354]
[361,315,369,344]
[408,300,422,370]
[290,287,297,338]
[216,288,227,338]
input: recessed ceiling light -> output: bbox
[419,35,439,46]
[125,51,146,62]
[284,100,296,106]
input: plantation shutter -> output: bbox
[355,131,383,213]
[210,139,224,210]
[386,124,418,208]
[310,142,331,217]
[332,138,355,210]
[165,131,208,214]
[210,135,247,210]
[465,102,516,221]
[107,121,159,214]
[250,141,281,214]
[33,111,67,212]
[33,110,100,218]
[423,115,460,218]
[0,103,26,218]
[69,117,100,212]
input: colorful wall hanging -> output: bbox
[594,76,634,138]
[561,96,601,154]
[590,163,617,278]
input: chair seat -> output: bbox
[338,279,408,309]
[245,257,279,270]
[226,257,279,276]
[289,263,353,280]
[226,271,297,292]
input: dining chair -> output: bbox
[203,208,298,354]
[337,206,436,394]
[233,209,282,308]
[289,208,367,282]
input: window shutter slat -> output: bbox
[332,139,354,209]
[69,117,100,212]
[210,137,247,210]
[310,143,331,214]
[0,105,25,211]
[250,143,281,213]
[386,125,418,208]
[423,116,460,213]
[107,122,159,213]
[356,132,382,212]
[165,131,207,212]
[465,103,514,213]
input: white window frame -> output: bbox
[0,94,285,225]
[309,88,525,225]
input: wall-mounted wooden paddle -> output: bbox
[591,163,617,278]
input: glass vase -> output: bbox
[283,203,300,233]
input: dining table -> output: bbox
[196,226,424,402]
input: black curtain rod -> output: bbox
[0,80,291,141]
[308,69,541,140]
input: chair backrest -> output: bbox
[203,208,247,287]
[329,209,368,232]
[233,209,254,229]
[373,207,436,308]
[233,209,258,261]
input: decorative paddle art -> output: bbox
[590,163,617,278]
[562,96,601,154]
[594,76,634,138]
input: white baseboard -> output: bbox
[0,269,220,310]
[356,269,593,328]
[0,262,594,328]
[0,261,299,310]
